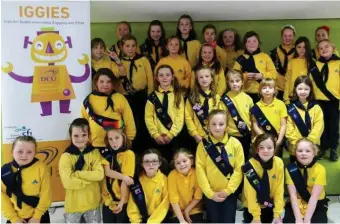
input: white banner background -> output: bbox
[1,1,91,143]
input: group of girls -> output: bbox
[1,14,338,224]
[1,118,329,224]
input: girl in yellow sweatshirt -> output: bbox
[242,133,284,224]
[196,109,245,223]
[192,43,227,95]
[312,25,339,60]
[283,36,314,104]
[220,69,254,160]
[140,20,167,71]
[286,76,324,162]
[1,136,52,223]
[59,118,104,223]
[81,68,136,149]
[269,24,296,100]
[101,128,135,223]
[119,34,154,153]
[155,36,192,96]
[217,28,244,71]
[202,24,227,70]
[145,64,185,161]
[127,149,169,223]
[168,148,203,223]
[310,39,340,161]
[284,138,329,223]
[186,67,220,145]
[176,14,201,68]
[233,31,277,103]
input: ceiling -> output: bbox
[90,1,340,23]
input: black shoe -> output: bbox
[330,148,339,162]
[316,149,326,160]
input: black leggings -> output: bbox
[7,210,50,223]
[243,207,274,223]
[283,200,328,223]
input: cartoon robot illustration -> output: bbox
[2,27,90,116]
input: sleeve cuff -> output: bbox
[205,190,214,200]
[9,216,22,223]
[224,188,233,196]
[274,212,280,218]
[151,133,161,139]
[32,212,43,220]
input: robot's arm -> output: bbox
[69,54,90,83]
[2,63,33,83]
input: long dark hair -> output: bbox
[142,20,167,57]
[176,14,197,39]
[293,36,313,72]
[291,75,315,102]
[217,28,243,51]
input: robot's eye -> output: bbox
[34,41,44,51]
[55,40,64,50]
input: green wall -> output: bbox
[91,19,340,53]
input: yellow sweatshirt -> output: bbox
[224,47,244,71]
[80,92,136,147]
[185,90,220,137]
[219,91,254,137]
[91,56,120,77]
[310,60,340,100]
[155,55,192,92]
[283,58,308,104]
[285,162,326,217]
[59,148,104,213]
[168,168,203,216]
[180,40,201,68]
[233,52,277,94]
[196,133,244,199]
[1,160,52,223]
[271,44,295,91]
[127,170,169,223]
[286,102,324,155]
[216,45,227,70]
[243,156,284,220]
[145,87,185,139]
[119,55,154,94]
[102,150,135,210]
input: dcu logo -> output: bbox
[36,146,59,165]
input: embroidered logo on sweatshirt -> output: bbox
[228,153,233,158]
[312,177,316,182]
[272,175,276,179]
[32,180,38,184]
[178,69,183,73]
[155,189,161,194]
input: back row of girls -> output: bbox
[2,117,329,223]
[89,29,338,162]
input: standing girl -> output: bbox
[101,128,135,223]
[284,138,329,223]
[202,24,227,70]
[59,118,104,223]
[196,109,244,223]
[193,43,227,95]
[270,25,296,100]
[176,14,201,68]
[312,26,339,60]
[242,133,284,224]
[145,65,185,161]
[155,36,192,96]
[251,78,287,157]
[286,76,324,162]
[1,136,52,223]
[119,35,154,152]
[233,31,277,103]
[186,67,220,144]
[168,148,204,223]
[217,28,243,71]
[309,39,340,161]
[220,69,254,160]
[283,36,314,104]
[127,149,169,223]
[81,68,136,149]
[140,20,167,70]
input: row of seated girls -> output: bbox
[1,123,329,223]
